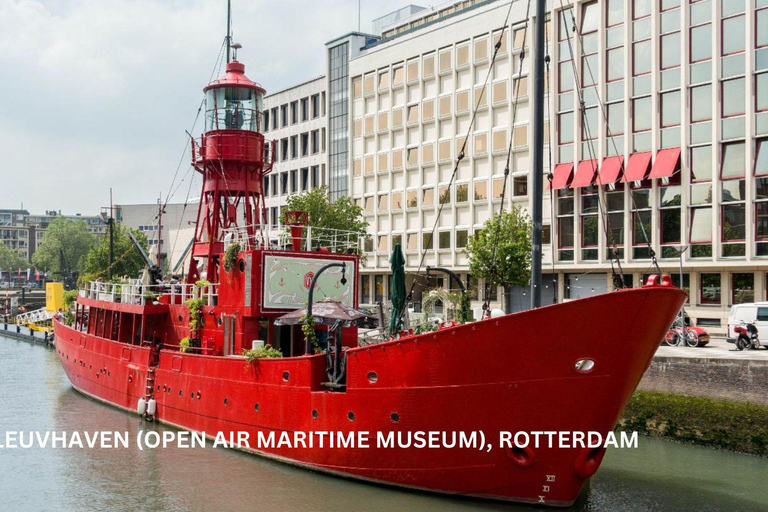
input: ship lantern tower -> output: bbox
[190,49,275,284]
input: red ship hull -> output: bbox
[54,284,685,507]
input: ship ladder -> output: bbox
[142,367,157,422]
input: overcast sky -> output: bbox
[0,0,400,215]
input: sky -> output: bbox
[0,0,400,215]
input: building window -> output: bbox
[700,273,721,305]
[756,177,768,255]
[311,94,321,118]
[605,187,624,257]
[438,231,451,250]
[632,188,652,259]
[659,184,682,257]
[300,133,309,157]
[456,230,468,249]
[301,97,309,122]
[721,179,746,257]
[732,273,755,304]
[581,191,599,260]
[557,189,575,261]
[311,130,319,154]
[361,275,371,304]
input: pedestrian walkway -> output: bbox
[656,336,768,361]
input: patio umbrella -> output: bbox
[274,298,375,328]
[389,243,406,336]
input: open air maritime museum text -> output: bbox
[0,430,639,450]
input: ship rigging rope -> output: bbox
[481,0,533,314]
[397,0,522,328]
[557,0,627,287]
[558,0,661,276]
[545,53,558,304]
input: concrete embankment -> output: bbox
[0,323,54,347]
[621,348,768,456]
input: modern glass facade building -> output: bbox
[349,0,768,333]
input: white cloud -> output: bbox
[0,0,397,214]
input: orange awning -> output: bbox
[621,152,653,182]
[596,156,624,185]
[550,163,574,190]
[571,160,598,188]
[649,147,681,179]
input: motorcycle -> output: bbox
[734,323,760,350]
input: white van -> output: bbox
[726,303,768,347]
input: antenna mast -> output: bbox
[530,0,545,308]
[226,0,232,63]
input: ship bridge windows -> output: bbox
[205,87,263,132]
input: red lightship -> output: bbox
[53,13,686,508]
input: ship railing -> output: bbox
[84,281,219,306]
[221,224,362,253]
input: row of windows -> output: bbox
[361,271,500,305]
[264,165,324,197]
[358,178,528,214]
[275,130,325,161]
[263,92,325,132]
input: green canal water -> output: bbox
[1,335,766,512]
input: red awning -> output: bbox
[649,147,681,179]
[550,163,574,190]
[570,160,598,188]
[621,152,653,182]
[596,156,624,185]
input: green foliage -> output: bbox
[283,185,368,241]
[224,243,241,272]
[466,206,532,292]
[242,345,283,362]
[456,292,472,324]
[185,298,204,334]
[62,289,79,310]
[300,311,319,352]
[0,243,27,270]
[619,391,768,456]
[31,217,97,273]
[179,337,190,353]
[84,223,149,280]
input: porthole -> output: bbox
[348,411,355,421]
[254,403,260,411]
[196,391,201,399]
[312,409,318,419]
[178,315,183,323]
[283,371,290,382]
[224,398,229,406]
[391,413,400,423]
[575,359,596,373]
[367,371,378,383]
[239,260,245,272]
[179,390,183,397]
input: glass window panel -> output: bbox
[690,25,712,62]
[581,2,599,33]
[438,231,451,249]
[633,17,652,40]
[423,54,435,77]
[607,0,624,26]
[661,32,681,69]
[690,1,711,26]
[756,139,768,175]
[474,181,488,201]
[559,111,574,143]
[559,61,574,91]
[690,207,712,242]
[633,40,652,75]
[721,142,746,179]
[457,44,469,66]
[633,96,652,132]
[422,232,433,250]
[757,74,768,112]
[474,38,488,61]
[722,179,746,202]
[691,145,712,181]
[722,16,745,55]
[722,204,746,240]
[700,273,721,304]
[758,9,768,48]
[661,90,681,127]
[722,78,745,117]
[660,185,682,207]
[661,9,680,33]
[633,0,651,18]
[633,210,653,245]
[607,26,624,48]
[690,183,713,204]
[661,209,681,244]
[558,217,574,247]
[756,177,768,198]
[439,50,452,72]
[607,102,624,135]
[690,84,712,122]
[407,60,419,82]
[756,202,768,238]
[722,1,745,17]
[607,48,624,81]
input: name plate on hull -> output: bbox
[262,255,353,310]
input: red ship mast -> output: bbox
[189,46,275,284]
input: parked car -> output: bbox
[726,303,768,349]
[662,314,710,347]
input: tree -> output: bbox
[465,206,532,311]
[31,217,97,274]
[283,186,368,246]
[0,244,27,272]
[83,224,149,281]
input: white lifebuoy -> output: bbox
[137,398,147,415]
[147,398,157,416]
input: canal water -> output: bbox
[1,335,766,512]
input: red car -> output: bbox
[662,316,710,347]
